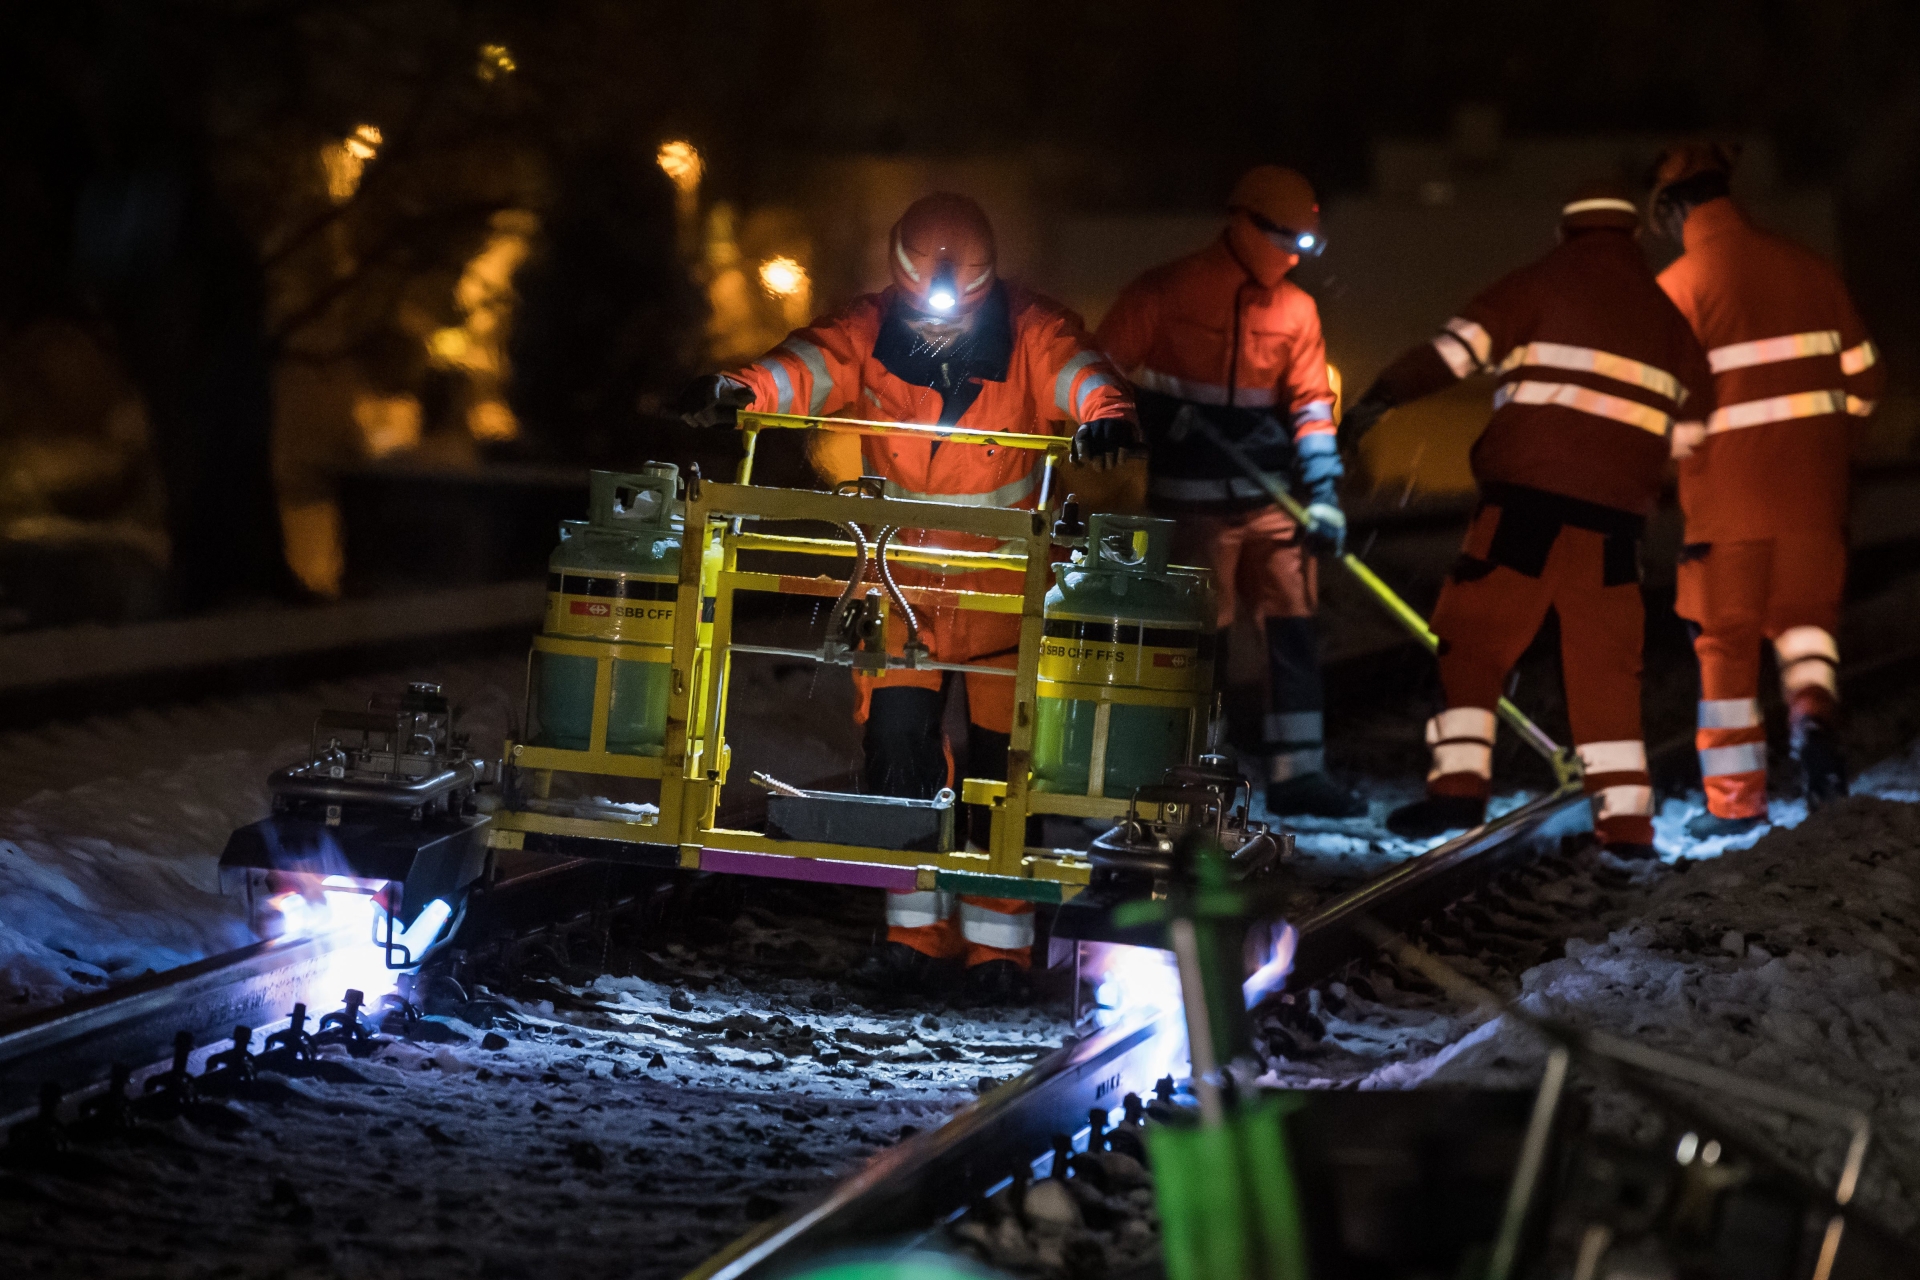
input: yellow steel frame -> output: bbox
[489,411,1186,900]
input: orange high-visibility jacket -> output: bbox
[1373,229,1715,518]
[1657,198,1885,544]
[1096,237,1335,510]
[725,283,1132,518]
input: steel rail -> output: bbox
[689,783,1595,1280]
[0,857,649,1120]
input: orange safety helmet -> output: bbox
[1558,178,1641,233]
[1225,165,1321,287]
[1647,141,1739,238]
[889,193,997,317]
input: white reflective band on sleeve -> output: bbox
[1707,390,1847,433]
[1268,747,1326,783]
[1425,707,1497,746]
[1495,342,1683,404]
[1707,330,1841,374]
[1292,399,1335,426]
[777,339,833,415]
[1594,784,1655,819]
[1847,396,1877,417]
[1054,351,1101,417]
[883,467,1042,509]
[1428,742,1492,780]
[1130,367,1279,408]
[1264,711,1324,744]
[755,358,796,414]
[1445,317,1493,366]
[886,889,954,930]
[1774,626,1838,665]
[1841,340,1880,376]
[1493,380,1672,436]
[1432,333,1480,379]
[1700,742,1767,778]
[1072,372,1118,420]
[959,901,1034,950]
[1577,739,1648,776]
[1698,697,1761,730]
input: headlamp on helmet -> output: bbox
[1249,210,1325,259]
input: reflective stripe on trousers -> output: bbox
[886,889,953,930]
[958,899,1034,950]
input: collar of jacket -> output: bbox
[1681,196,1745,251]
[1216,229,1288,290]
[872,281,1014,384]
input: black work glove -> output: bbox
[1069,417,1139,471]
[677,375,755,429]
[1336,386,1395,453]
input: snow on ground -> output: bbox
[0,879,1070,1279]
[0,616,863,1012]
[1257,750,1920,1235]
[0,657,522,1009]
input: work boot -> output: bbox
[1794,720,1848,811]
[1385,794,1486,840]
[1685,812,1768,840]
[961,959,1030,1005]
[849,941,947,995]
[1266,772,1367,819]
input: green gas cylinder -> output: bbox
[1032,513,1212,797]
[532,465,682,756]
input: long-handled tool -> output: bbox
[1176,417,1580,786]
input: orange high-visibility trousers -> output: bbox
[885,891,1035,968]
[1426,517,1653,846]
[851,576,1029,969]
[1675,533,1844,819]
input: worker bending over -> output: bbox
[1650,143,1885,837]
[1341,183,1714,858]
[1097,166,1363,818]
[682,193,1137,996]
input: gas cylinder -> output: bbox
[1031,514,1212,797]
[532,465,682,756]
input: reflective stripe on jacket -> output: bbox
[725,283,1132,581]
[1393,230,1715,518]
[1095,236,1334,506]
[1657,198,1885,543]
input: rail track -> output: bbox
[690,784,1594,1280]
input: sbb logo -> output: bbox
[570,601,611,617]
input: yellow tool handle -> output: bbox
[1180,417,1578,782]
[738,410,1073,453]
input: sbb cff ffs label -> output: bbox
[544,572,677,645]
[1036,617,1209,690]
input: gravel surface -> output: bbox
[0,879,1072,1279]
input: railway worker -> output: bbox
[1649,142,1886,838]
[681,192,1138,997]
[1338,181,1715,858]
[1095,165,1365,820]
